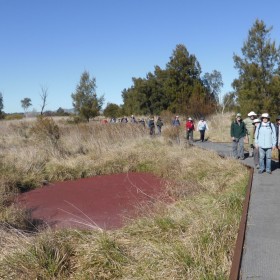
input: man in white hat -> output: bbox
[244,111,257,156]
[254,113,276,174]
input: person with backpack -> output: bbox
[156,117,163,135]
[275,115,280,168]
[230,113,247,160]
[197,117,208,142]
[186,117,195,142]
[255,113,276,174]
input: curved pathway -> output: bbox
[193,141,280,279]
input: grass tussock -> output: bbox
[0,113,249,279]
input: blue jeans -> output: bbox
[259,147,272,172]
[232,137,244,159]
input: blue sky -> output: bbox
[1,0,280,113]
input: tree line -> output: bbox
[70,19,280,121]
[1,19,279,121]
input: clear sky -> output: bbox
[1,0,280,113]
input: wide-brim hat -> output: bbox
[261,113,270,119]
[253,118,261,124]
[248,111,257,117]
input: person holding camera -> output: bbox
[230,113,247,160]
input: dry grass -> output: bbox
[205,112,234,142]
[0,113,248,279]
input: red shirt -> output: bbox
[186,120,194,130]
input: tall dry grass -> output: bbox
[0,114,248,279]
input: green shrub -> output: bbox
[4,114,24,120]
[31,116,60,145]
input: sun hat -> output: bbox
[248,111,257,117]
[253,118,261,124]
[261,113,270,119]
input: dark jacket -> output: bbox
[156,119,163,127]
[231,120,246,139]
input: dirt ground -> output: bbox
[17,172,166,230]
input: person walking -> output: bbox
[244,111,257,157]
[148,116,155,136]
[172,115,180,127]
[186,117,195,142]
[275,115,280,168]
[156,117,164,135]
[172,115,181,143]
[138,118,145,127]
[255,113,276,174]
[252,118,261,168]
[230,113,247,160]
[130,115,137,123]
[197,117,208,142]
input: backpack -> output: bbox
[256,122,274,139]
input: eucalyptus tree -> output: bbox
[71,71,104,121]
[21,97,32,117]
[203,70,223,105]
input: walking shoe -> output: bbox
[266,171,272,174]
[258,170,264,174]
[256,164,260,169]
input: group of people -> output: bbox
[148,116,209,142]
[109,115,140,124]
[147,115,209,141]
[230,111,280,174]
[147,116,164,135]
[183,116,209,142]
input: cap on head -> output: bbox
[188,117,192,121]
[176,115,179,118]
[236,113,241,118]
[248,111,257,117]
[276,115,280,121]
[253,118,261,124]
[200,116,204,120]
[261,113,270,119]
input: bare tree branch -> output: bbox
[40,86,48,115]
